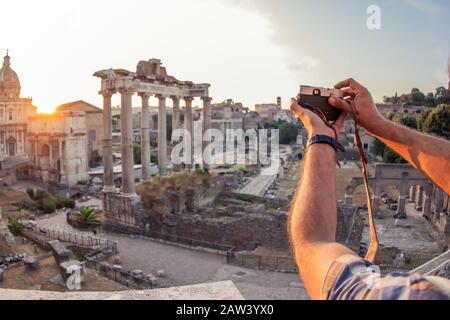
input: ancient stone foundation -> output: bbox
[101,172,364,252]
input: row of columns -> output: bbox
[101,90,212,196]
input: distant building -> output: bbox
[254,97,295,123]
[254,103,280,122]
[376,103,426,120]
[56,100,104,159]
[27,111,89,187]
[210,99,261,135]
[0,53,90,187]
[0,53,37,185]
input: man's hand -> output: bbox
[327,78,386,135]
[290,98,347,138]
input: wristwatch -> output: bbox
[307,135,346,153]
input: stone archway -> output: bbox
[345,164,433,219]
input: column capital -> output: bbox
[171,96,181,102]
[155,94,168,100]
[138,92,152,100]
[100,89,115,98]
[184,96,194,103]
[118,88,135,95]
[201,96,212,103]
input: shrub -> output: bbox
[8,219,23,235]
[26,188,35,200]
[237,193,253,203]
[35,190,50,201]
[65,198,76,209]
[76,207,99,222]
[54,197,76,209]
[42,198,56,214]
[78,180,89,186]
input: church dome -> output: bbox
[0,52,21,99]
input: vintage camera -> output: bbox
[297,85,344,122]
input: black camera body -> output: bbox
[297,85,344,122]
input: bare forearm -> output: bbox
[372,120,450,194]
[289,143,355,299]
[290,144,337,245]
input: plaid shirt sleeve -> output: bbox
[320,254,450,300]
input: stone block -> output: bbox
[60,260,84,283]
[23,256,39,271]
[48,240,71,264]
[156,269,167,278]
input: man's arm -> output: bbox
[329,78,450,194]
[289,100,355,300]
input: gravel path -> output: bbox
[36,214,309,300]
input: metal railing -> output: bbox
[30,225,118,253]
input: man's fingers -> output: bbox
[291,98,308,118]
[328,97,352,113]
[342,88,355,98]
[333,111,348,131]
[334,78,363,90]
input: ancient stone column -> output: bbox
[423,190,432,220]
[184,97,194,170]
[408,186,415,203]
[415,185,424,211]
[157,95,168,176]
[396,195,407,219]
[435,188,445,220]
[139,93,151,181]
[119,90,136,195]
[171,96,182,172]
[372,195,380,216]
[58,138,67,185]
[201,97,212,170]
[101,90,116,193]
[172,96,181,142]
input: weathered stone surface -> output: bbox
[113,256,121,265]
[60,260,84,282]
[23,256,39,270]
[157,269,167,278]
[0,281,244,300]
[131,270,144,279]
[48,240,71,265]
[0,223,15,248]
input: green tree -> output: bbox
[279,122,299,144]
[410,88,425,106]
[435,87,450,105]
[424,92,436,107]
[421,104,450,139]
[379,114,418,163]
[372,138,386,157]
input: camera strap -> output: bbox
[347,101,379,263]
[306,103,379,263]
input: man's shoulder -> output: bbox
[321,254,450,300]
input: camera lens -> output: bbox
[313,89,321,96]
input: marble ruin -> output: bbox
[346,163,449,227]
[94,59,212,227]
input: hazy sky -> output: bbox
[1,0,449,112]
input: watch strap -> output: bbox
[307,135,346,153]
